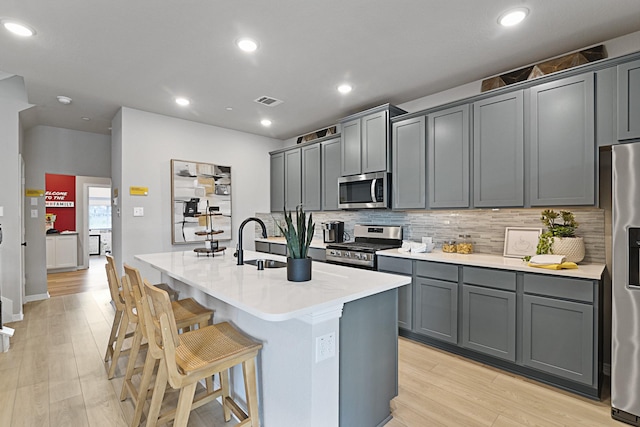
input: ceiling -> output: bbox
[2,1,640,140]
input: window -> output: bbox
[88,187,111,230]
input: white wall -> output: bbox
[114,107,284,280]
[22,126,111,299]
[0,76,32,322]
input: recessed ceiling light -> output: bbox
[81,117,91,121]
[2,20,36,37]
[498,8,529,27]
[175,97,190,106]
[338,84,352,94]
[261,119,272,127]
[237,38,258,52]
[226,107,233,111]
[56,95,72,105]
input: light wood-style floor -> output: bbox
[47,256,110,297]
[2,261,618,426]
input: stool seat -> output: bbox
[176,322,261,373]
[171,298,212,331]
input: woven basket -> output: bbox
[552,237,585,263]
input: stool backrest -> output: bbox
[105,255,125,310]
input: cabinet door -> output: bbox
[362,111,388,173]
[55,235,78,268]
[428,105,470,208]
[341,119,361,176]
[523,294,593,385]
[270,152,285,212]
[46,236,56,269]
[473,91,524,207]
[414,277,458,344]
[321,138,341,211]
[529,73,595,206]
[462,285,516,362]
[618,59,640,140]
[378,257,413,330]
[284,149,302,211]
[301,144,321,211]
[255,241,270,253]
[392,116,426,209]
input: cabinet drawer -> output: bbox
[255,241,270,253]
[377,256,412,275]
[308,247,326,262]
[270,243,287,256]
[416,261,458,282]
[463,267,516,291]
[523,274,594,303]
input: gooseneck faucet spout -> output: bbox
[234,217,268,265]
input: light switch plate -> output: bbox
[133,207,144,217]
[31,209,38,218]
[0,206,3,217]
[31,198,38,206]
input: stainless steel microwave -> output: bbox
[338,172,390,209]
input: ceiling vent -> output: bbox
[254,96,283,107]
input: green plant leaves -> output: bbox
[276,205,315,259]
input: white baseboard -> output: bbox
[604,363,611,377]
[24,292,50,303]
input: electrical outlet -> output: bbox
[316,332,336,363]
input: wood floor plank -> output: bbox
[12,381,50,427]
[50,394,90,427]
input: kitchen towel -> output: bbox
[528,254,578,270]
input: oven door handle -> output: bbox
[370,179,377,203]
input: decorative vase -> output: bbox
[287,257,312,282]
[552,237,585,263]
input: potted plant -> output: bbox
[535,209,585,263]
[277,205,315,282]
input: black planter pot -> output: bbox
[287,257,312,282]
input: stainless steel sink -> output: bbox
[244,259,287,269]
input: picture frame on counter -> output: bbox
[503,227,542,258]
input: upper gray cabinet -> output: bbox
[284,148,302,211]
[321,138,341,211]
[529,73,595,206]
[270,152,285,212]
[392,116,426,209]
[428,105,470,208]
[301,144,321,211]
[618,59,640,141]
[473,91,524,207]
[340,104,406,177]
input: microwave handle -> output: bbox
[370,179,377,202]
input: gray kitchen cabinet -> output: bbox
[428,104,470,208]
[529,73,595,206]
[307,247,326,262]
[255,241,270,253]
[270,152,285,212]
[618,58,640,140]
[596,66,617,147]
[269,242,288,256]
[284,148,302,211]
[473,91,524,207]
[301,144,321,211]
[392,116,426,209]
[321,138,341,211]
[522,273,595,385]
[377,256,413,330]
[462,284,516,362]
[414,261,459,344]
[340,104,406,176]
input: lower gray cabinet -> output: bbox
[522,294,593,385]
[255,241,270,253]
[270,243,287,256]
[462,285,516,362]
[414,277,458,344]
[377,256,413,330]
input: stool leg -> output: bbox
[108,312,130,379]
[220,369,231,422]
[105,309,123,362]
[130,353,158,427]
[119,323,143,387]
[243,358,260,427]
[173,382,197,427]
[146,361,168,427]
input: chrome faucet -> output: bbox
[235,217,268,265]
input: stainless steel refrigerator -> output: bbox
[612,141,640,425]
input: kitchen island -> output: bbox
[135,250,410,427]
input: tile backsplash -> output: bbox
[256,207,605,264]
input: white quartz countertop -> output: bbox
[255,236,328,249]
[136,250,410,322]
[377,249,606,280]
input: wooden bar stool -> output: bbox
[120,264,214,426]
[142,280,262,427]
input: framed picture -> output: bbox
[171,159,232,244]
[503,227,542,258]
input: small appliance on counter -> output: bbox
[322,221,344,243]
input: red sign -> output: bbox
[45,174,76,232]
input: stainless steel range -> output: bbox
[326,225,402,269]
